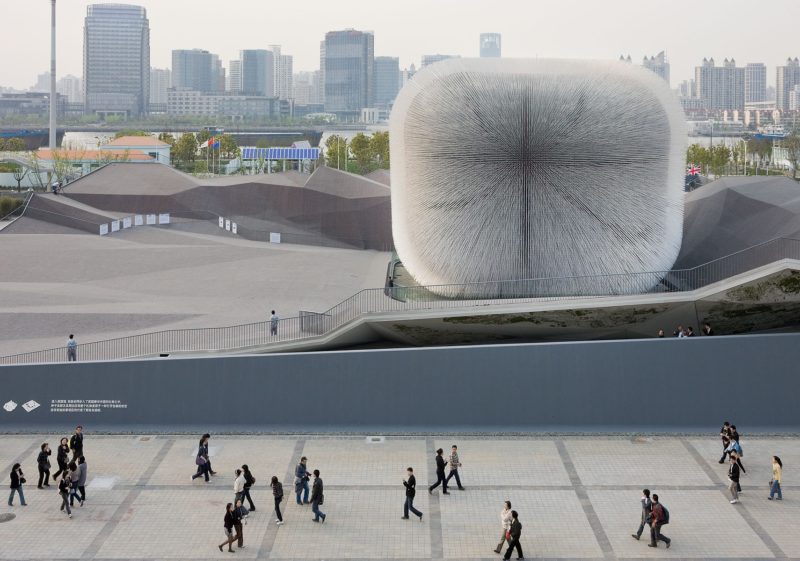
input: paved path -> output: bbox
[0,434,798,560]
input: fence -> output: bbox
[2,237,800,366]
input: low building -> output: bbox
[167,89,286,120]
[101,135,171,165]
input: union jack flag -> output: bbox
[687,163,701,175]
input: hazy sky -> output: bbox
[2,0,798,90]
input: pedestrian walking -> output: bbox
[402,467,423,521]
[68,461,83,507]
[218,503,239,553]
[234,468,246,504]
[731,450,746,493]
[728,455,741,504]
[294,456,310,505]
[631,489,652,540]
[271,476,284,525]
[494,500,512,553]
[77,456,88,503]
[66,334,77,362]
[428,448,449,495]
[310,469,326,523]
[270,310,279,336]
[241,464,256,511]
[192,435,211,482]
[58,472,72,518]
[8,463,27,506]
[37,443,52,488]
[718,421,732,463]
[69,425,84,462]
[445,445,465,490]
[769,456,783,500]
[648,494,671,548]
[201,434,217,475]
[503,510,523,560]
[53,437,70,480]
[233,499,246,549]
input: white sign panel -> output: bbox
[225,219,231,231]
[218,217,224,228]
[146,214,156,225]
[232,222,237,235]
[99,223,109,236]
[270,232,281,244]
[111,220,120,232]
[122,216,132,229]
[158,213,170,225]
[134,215,144,226]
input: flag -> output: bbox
[199,138,210,149]
[687,163,701,175]
[211,139,220,149]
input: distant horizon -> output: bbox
[1,0,798,91]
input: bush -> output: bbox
[0,196,23,217]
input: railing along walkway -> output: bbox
[2,237,800,366]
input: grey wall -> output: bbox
[1,333,798,433]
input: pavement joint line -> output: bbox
[81,437,176,560]
[426,436,444,559]
[555,439,616,560]
[255,438,304,561]
[2,439,42,483]
[681,439,788,560]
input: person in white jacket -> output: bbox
[234,469,246,505]
[494,500,513,553]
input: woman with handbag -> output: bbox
[769,456,783,500]
[494,501,513,553]
[271,475,284,525]
[192,436,211,482]
[8,463,27,506]
[52,437,70,480]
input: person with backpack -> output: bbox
[8,463,27,506]
[769,456,783,501]
[37,443,52,488]
[217,503,238,553]
[648,494,670,548]
[69,426,84,462]
[271,475,284,525]
[53,437,70,481]
[502,510,523,560]
[428,448,449,495]
[58,472,72,518]
[310,469,326,523]
[631,489,652,540]
[728,455,741,504]
[241,464,256,511]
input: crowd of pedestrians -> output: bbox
[658,322,714,338]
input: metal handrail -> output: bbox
[2,236,800,366]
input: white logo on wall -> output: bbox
[22,400,40,412]
[3,400,17,412]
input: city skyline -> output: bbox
[1,0,798,91]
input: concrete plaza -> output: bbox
[1,434,798,560]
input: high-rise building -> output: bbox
[374,56,400,109]
[790,84,800,111]
[694,58,745,112]
[293,71,322,106]
[677,79,695,98]
[479,33,501,58]
[149,67,170,104]
[744,63,767,103]
[777,57,800,112]
[56,75,82,103]
[227,60,242,94]
[642,52,670,84]
[31,72,50,92]
[421,54,458,68]
[83,3,150,117]
[323,29,374,118]
[401,64,416,88]
[271,45,294,100]
[318,41,326,106]
[172,49,222,92]
[240,50,274,97]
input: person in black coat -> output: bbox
[503,510,523,560]
[218,503,238,553]
[310,469,326,523]
[53,437,70,480]
[191,435,211,482]
[8,463,27,506]
[69,426,84,462]
[37,443,52,488]
[241,464,256,511]
[402,467,423,521]
[428,448,449,495]
[58,472,72,517]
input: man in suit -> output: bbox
[310,469,326,523]
[631,488,652,540]
[69,426,83,462]
[428,448,449,495]
[503,510,523,560]
[402,467,423,521]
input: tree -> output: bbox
[686,144,709,175]
[1,137,27,152]
[746,137,772,171]
[370,131,390,169]
[219,134,239,160]
[784,134,800,180]
[349,133,374,173]
[158,132,175,145]
[325,135,348,169]
[172,133,198,168]
[709,145,731,177]
[113,129,150,139]
[11,165,28,192]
